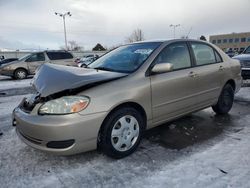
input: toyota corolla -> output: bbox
[13,39,242,158]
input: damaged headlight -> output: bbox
[38,96,89,115]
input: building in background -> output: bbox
[209,32,250,54]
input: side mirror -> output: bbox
[151,63,173,74]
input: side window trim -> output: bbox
[213,50,223,63]
[186,42,196,67]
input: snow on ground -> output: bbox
[142,118,250,188]
[0,94,31,131]
[0,94,29,116]
[0,76,32,90]
[235,87,250,101]
[0,81,250,187]
[0,112,249,188]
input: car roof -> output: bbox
[45,50,71,53]
[129,39,211,46]
[30,50,71,53]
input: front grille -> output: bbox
[241,61,250,68]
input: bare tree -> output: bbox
[65,40,83,51]
[125,29,145,43]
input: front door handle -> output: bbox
[189,71,198,78]
[219,66,224,71]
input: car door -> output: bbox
[189,42,226,106]
[26,53,46,74]
[150,42,199,125]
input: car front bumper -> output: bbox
[13,107,107,155]
[0,68,14,76]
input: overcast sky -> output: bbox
[0,0,250,50]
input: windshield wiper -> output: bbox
[94,67,115,72]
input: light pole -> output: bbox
[169,24,180,39]
[55,11,72,50]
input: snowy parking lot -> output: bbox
[0,76,250,188]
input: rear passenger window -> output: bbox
[47,52,73,60]
[191,43,217,65]
[61,52,73,59]
[154,42,191,70]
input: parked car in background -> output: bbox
[83,54,99,59]
[78,55,99,67]
[0,51,76,79]
[0,58,18,67]
[225,48,237,57]
[233,45,250,79]
[239,47,245,54]
[13,39,241,158]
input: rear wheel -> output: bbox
[14,69,27,79]
[99,107,144,159]
[212,84,234,114]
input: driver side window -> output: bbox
[154,42,191,70]
[26,53,45,62]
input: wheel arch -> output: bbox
[105,102,147,129]
[14,67,28,74]
[97,101,148,146]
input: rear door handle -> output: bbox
[219,66,224,71]
[189,71,198,78]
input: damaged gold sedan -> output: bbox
[13,39,242,158]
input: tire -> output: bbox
[212,84,234,114]
[99,107,144,159]
[14,69,27,79]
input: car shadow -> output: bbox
[143,106,242,150]
[0,76,33,81]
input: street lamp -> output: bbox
[55,11,72,50]
[169,24,180,39]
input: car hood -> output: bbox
[233,54,250,61]
[32,63,128,97]
[0,60,20,68]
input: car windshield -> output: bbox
[88,42,162,73]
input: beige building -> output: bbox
[209,32,250,53]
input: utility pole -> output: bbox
[55,11,72,50]
[169,24,180,39]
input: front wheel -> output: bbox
[99,107,144,159]
[212,84,234,114]
[14,69,27,79]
